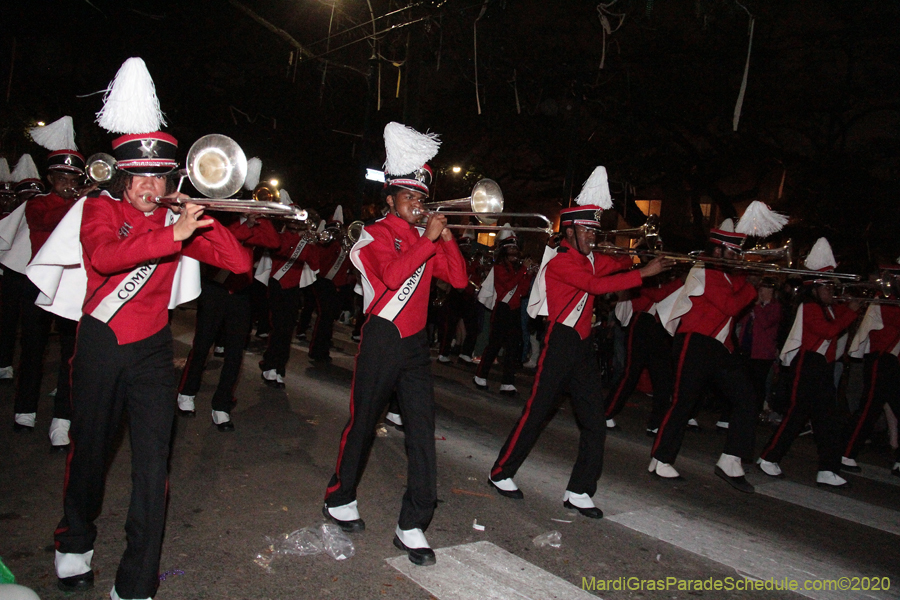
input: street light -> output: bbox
[269,179,279,187]
[452,166,461,174]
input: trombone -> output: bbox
[86,134,310,222]
[590,227,860,281]
[411,178,554,235]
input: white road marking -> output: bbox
[607,506,890,600]
[386,541,598,600]
[853,464,900,487]
[754,479,900,536]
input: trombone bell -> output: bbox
[423,178,504,225]
[187,134,248,198]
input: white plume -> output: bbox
[574,166,612,209]
[244,157,262,191]
[735,201,788,237]
[383,122,441,175]
[96,57,167,134]
[0,158,10,182]
[497,222,514,241]
[716,218,735,233]
[11,154,40,182]
[804,237,836,271]
[279,189,293,206]
[29,116,77,151]
[332,205,343,224]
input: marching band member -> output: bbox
[653,218,760,492]
[841,263,900,476]
[457,232,489,363]
[34,58,251,599]
[177,211,280,430]
[487,167,672,517]
[757,238,859,487]
[323,123,467,566]
[0,154,45,384]
[604,272,683,435]
[308,207,356,364]
[177,159,280,429]
[258,190,319,387]
[473,225,534,395]
[10,119,85,448]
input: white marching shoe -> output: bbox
[562,490,603,519]
[840,456,861,473]
[756,457,783,478]
[816,470,848,488]
[648,458,680,479]
[393,526,435,566]
[177,394,196,416]
[49,418,71,448]
[715,453,754,493]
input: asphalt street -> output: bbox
[1,306,898,599]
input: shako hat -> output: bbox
[29,116,85,175]
[383,122,440,197]
[96,57,178,176]
[560,166,614,229]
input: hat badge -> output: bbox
[594,209,603,222]
[139,139,159,158]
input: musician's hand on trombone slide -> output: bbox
[173,202,214,242]
[424,212,449,242]
[638,256,676,279]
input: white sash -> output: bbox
[660,266,705,335]
[272,240,307,281]
[378,264,426,321]
[501,283,518,305]
[849,304,883,359]
[325,248,349,280]
[561,292,589,328]
[90,259,161,323]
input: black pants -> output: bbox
[759,350,842,472]
[0,268,27,368]
[261,281,301,376]
[604,313,673,429]
[55,317,176,600]
[298,286,316,336]
[325,316,437,531]
[309,278,341,360]
[458,295,480,358]
[491,324,606,496]
[652,333,756,464]
[179,282,252,412]
[476,303,522,385]
[14,280,76,419]
[437,290,464,356]
[249,279,271,337]
[843,353,900,461]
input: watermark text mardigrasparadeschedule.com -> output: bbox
[582,576,892,593]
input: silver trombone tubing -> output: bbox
[415,209,554,235]
[593,246,861,281]
[146,196,310,222]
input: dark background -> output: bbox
[1,0,897,267]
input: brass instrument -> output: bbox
[835,278,899,304]
[591,239,860,281]
[252,182,280,203]
[344,220,364,249]
[88,135,309,222]
[411,179,554,234]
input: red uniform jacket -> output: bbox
[214,218,280,292]
[270,230,320,289]
[798,302,857,362]
[868,304,900,353]
[316,240,354,287]
[632,277,684,314]
[26,192,76,255]
[677,269,757,352]
[492,262,532,310]
[352,213,467,338]
[81,195,252,345]
[545,242,643,340]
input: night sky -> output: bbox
[1,0,898,267]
